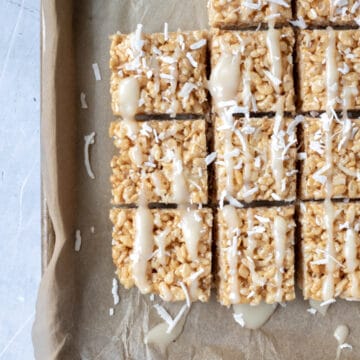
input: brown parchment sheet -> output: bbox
[34,0,360,359]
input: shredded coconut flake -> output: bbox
[154,304,174,326]
[307,307,317,315]
[154,304,173,326]
[189,180,201,191]
[242,187,259,198]
[248,226,266,235]
[271,193,282,201]
[80,92,88,109]
[320,298,336,307]
[161,56,177,64]
[269,0,290,7]
[163,22,169,41]
[112,278,120,305]
[311,259,328,265]
[338,63,350,75]
[190,39,207,50]
[75,229,82,252]
[254,215,270,223]
[351,1,360,13]
[160,73,174,80]
[312,174,327,185]
[179,82,197,105]
[92,63,101,81]
[233,313,245,327]
[337,163,360,180]
[289,16,307,29]
[227,195,244,208]
[90,226,95,234]
[266,13,281,21]
[340,343,353,350]
[186,52,198,68]
[205,152,217,166]
[84,132,96,179]
[189,268,204,282]
[166,305,188,334]
[297,152,307,160]
[179,282,191,308]
[109,308,114,316]
[316,248,344,268]
[263,70,282,88]
[309,141,324,155]
[243,1,261,9]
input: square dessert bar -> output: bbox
[214,115,298,203]
[299,201,360,301]
[300,116,360,200]
[297,29,360,112]
[296,0,360,26]
[216,205,296,306]
[111,207,213,302]
[110,119,208,205]
[208,0,292,28]
[210,27,295,113]
[110,28,208,116]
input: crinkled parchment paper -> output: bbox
[33,1,359,359]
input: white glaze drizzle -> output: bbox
[233,302,278,330]
[239,57,255,202]
[326,29,339,110]
[145,306,189,350]
[334,324,350,360]
[154,228,170,266]
[117,77,140,135]
[209,51,241,197]
[245,209,265,289]
[170,135,202,297]
[209,52,241,108]
[266,26,282,94]
[181,209,202,261]
[167,43,180,117]
[339,87,358,150]
[132,205,154,294]
[224,117,236,196]
[223,205,241,303]
[189,269,204,300]
[329,0,336,21]
[171,147,189,203]
[268,2,279,27]
[116,70,155,295]
[242,57,252,112]
[273,215,287,302]
[344,205,360,298]
[271,98,285,194]
[266,20,286,197]
[322,28,338,301]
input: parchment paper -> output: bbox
[34,1,360,359]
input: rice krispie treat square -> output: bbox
[296,0,360,26]
[208,0,292,28]
[110,119,208,205]
[297,29,360,112]
[210,27,295,113]
[111,207,213,302]
[110,28,208,117]
[300,116,360,200]
[299,201,360,301]
[216,205,296,306]
[214,115,298,203]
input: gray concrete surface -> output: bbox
[0,0,40,359]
